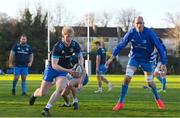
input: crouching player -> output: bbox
[60,70,89,110]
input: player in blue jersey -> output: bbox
[94,41,112,93]
[9,34,34,95]
[144,38,167,92]
[154,38,167,92]
[29,27,84,117]
[106,16,167,110]
[60,71,89,109]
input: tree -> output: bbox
[96,11,112,27]
[115,8,139,31]
[165,12,180,57]
[76,12,96,27]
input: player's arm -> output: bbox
[106,31,131,68]
[28,53,34,67]
[150,31,167,72]
[9,50,15,68]
[51,57,71,73]
[105,55,115,68]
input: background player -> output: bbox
[94,41,112,93]
[9,34,33,95]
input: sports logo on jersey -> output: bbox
[131,39,135,42]
[26,48,29,51]
[142,40,147,44]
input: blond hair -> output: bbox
[62,26,74,36]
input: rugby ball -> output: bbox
[73,64,83,78]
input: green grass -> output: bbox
[0,74,180,117]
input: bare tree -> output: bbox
[51,2,74,26]
[115,8,139,31]
[165,12,180,57]
[76,12,96,27]
[97,11,112,27]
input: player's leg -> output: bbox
[113,59,137,111]
[68,79,80,110]
[21,67,28,95]
[160,71,167,92]
[29,80,52,105]
[94,74,103,93]
[60,87,71,107]
[142,62,165,109]
[29,66,55,105]
[12,67,20,95]
[101,76,112,92]
[154,63,163,84]
[42,77,68,117]
[99,65,112,91]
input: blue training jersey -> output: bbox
[96,48,106,65]
[51,39,81,69]
[12,43,32,67]
[112,27,167,65]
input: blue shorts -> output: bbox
[14,67,28,76]
[128,59,153,72]
[43,65,68,82]
[97,64,107,75]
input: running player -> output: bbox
[29,27,82,117]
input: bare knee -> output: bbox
[123,76,131,85]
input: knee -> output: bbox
[123,76,131,85]
[38,90,47,97]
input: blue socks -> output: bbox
[162,78,166,90]
[12,80,18,90]
[21,80,26,93]
[157,76,162,83]
[149,86,160,100]
[119,84,128,103]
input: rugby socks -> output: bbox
[119,84,128,103]
[162,78,166,90]
[150,86,160,100]
[12,80,18,90]
[21,80,26,93]
[45,103,52,109]
[73,97,78,103]
[157,76,162,83]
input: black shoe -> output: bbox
[41,108,51,117]
[12,89,15,95]
[22,92,27,96]
[73,102,78,110]
[59,103,71,107]
[29,94,37,105]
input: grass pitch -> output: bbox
[0,74,180,117]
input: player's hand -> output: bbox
[28,62,32,67]
[69,69,79,78]
[9,63,14,68]
[105,56,114,69]
[160,64,167,76]
[78,83,83,91]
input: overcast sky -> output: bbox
[0,0,180,28]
